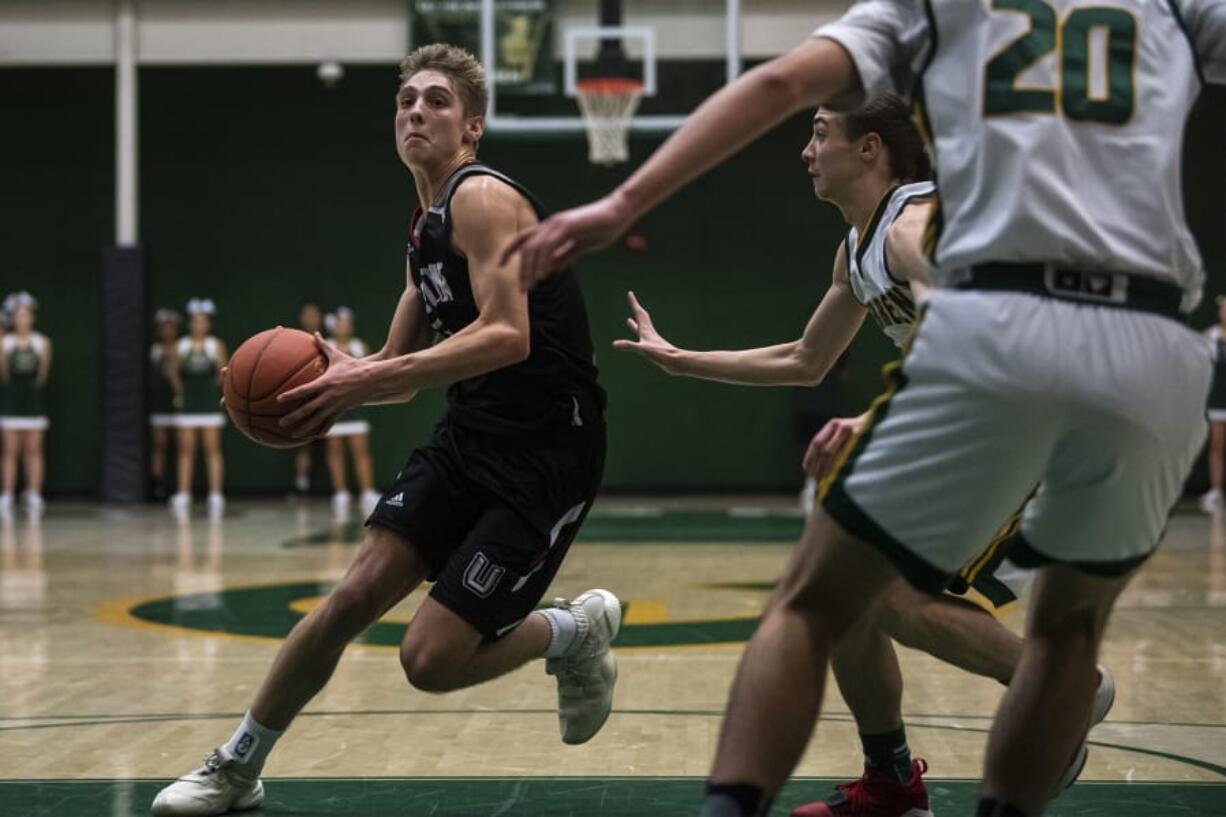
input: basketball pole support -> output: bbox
[596,0,625,71]
[102,0,149,504]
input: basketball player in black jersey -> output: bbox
[151,44,619,817]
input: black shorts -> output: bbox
[366,416,606,639]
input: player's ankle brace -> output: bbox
[976,797,1029,817]
[699,782,772,817]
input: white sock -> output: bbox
[538,607,580,658]
[219,711,283,772]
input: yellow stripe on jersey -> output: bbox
[816,360,905,503]
[959,507,1023,585]
[817,311,927,502]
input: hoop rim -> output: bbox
[575,77,645,96]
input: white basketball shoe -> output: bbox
[331,490,351,520]
[151,750,264,816]
[546,589,622,745]
[22,491,44,517]
[1055,664,1116,794]
[170,492,191,519]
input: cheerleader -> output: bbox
[324,307,379,518]
[150,309,183,499]
[171,298,228,518]
[0,292,52,517]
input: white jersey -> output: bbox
[815,0,1226,312]
[327,337,367,357]
[177,335,220,360]
[2,332,47,357]
[846,181,935,347]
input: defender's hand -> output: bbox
[802,414,870,480]
[502,193,635,290]
[611,291,684,375]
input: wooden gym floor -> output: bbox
[1,498,1223,816]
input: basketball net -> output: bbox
[575,78,644,166]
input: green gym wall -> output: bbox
[2,66,1223,496]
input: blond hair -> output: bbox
[399,44,488,118]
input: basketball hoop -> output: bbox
[575,77,644,166]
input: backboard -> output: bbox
[479,0,743,134]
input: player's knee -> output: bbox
[1029,605,1104,646]
[399,644,462,693]
[876,590,923,645]
[774,578,863,642]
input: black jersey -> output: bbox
[408,163,605,436]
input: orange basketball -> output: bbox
[223,327,328,448]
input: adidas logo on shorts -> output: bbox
[385,492,404,508]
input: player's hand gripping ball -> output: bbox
[223,328,329,448]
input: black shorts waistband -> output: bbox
[958,263,1184,320]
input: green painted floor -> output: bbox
[2,777,1223,817]
[127,581,762,649]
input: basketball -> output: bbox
[223,327,328,448]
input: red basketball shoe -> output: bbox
[790,759,933,817]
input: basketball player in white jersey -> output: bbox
[617,94,1110,816]
[509,2,1225,813]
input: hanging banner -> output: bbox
[409,0,555,94]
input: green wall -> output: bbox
[2,66,1224,496]
[0,69,112,494]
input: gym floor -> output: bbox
[1,499,1223,816]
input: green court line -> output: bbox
[1,777,1223,817]
[3,709,1223,781]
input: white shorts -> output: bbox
[822,289,1211,592]
[150,413,177,428]
[174,413,226,429]
[326,419,371,437]
[950,502,1035,610]
[0,417,49,431]
[1209,409,1226,423]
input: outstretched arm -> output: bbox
[505,37,862,284]
[614,242,866,386]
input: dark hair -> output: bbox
[399,44,488,119]
[841,93,932,183]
